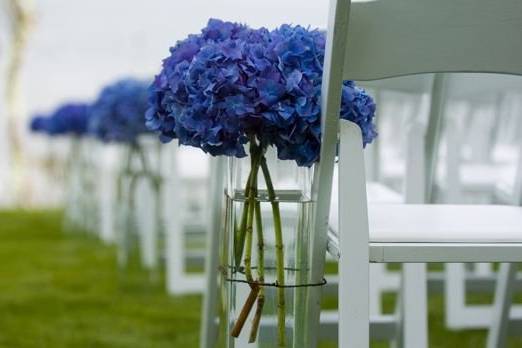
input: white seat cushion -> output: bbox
[330,201,522,244]
[368,204,522,243]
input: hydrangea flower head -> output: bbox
[29,115,48,133]
[147,19,377,166]
[29,103,91,136]
[89,78,151,143]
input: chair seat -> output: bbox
[368,204,522,243]
[328,203,522,262]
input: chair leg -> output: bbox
[402,263,428,348]
[339,246,369,348]
[445,263,467,329]
[487,263,518,348]
[369,264,387,315]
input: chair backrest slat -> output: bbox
[344,0,522,80]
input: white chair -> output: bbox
[305,1,522,348]
[320,75,436,348]
[163,145,210,294]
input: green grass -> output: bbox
[1,210,522,347]
[0,210,200,348]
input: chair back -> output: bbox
[343,0,522,81]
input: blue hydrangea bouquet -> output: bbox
[89,78,162,266]
[30,102,95,231]
[146,19,376,347]
[30,103,91,137]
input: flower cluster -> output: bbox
[147,19,377,166]
[89,78,151,143]
[29,103,91,136]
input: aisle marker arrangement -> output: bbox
[147,19,377,347]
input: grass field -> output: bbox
[0,210,521,347]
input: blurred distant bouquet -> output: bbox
[29,102,95,231]
[146,19,377,347]
[89,78,163,268]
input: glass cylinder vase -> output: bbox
[219,146,315,348]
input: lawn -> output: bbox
[0,210,520,347]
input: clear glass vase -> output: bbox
[219,146,315,348]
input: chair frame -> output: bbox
[312,0,522,347]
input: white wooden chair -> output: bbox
[163,145,210,294]
[307,1,522,348]
[321,75,435,347]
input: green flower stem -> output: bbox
[231,143,262,337]
[234,170,252,268]
[234,140,263,268]
[260,156,286,348]
[249,188,265,343]
[244,153,259,283]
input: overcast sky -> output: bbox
[21,0,329,114]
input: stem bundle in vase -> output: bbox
[230,140,287,346]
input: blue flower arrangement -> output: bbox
[147,20,376,167]
[89,78,151,143]
[29,103,91,136]
[147,19,377,346]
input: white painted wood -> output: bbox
[98,145,120,244]
[369,243,522,263]
[200,157,225,348]
[305,0,351,345]
[163,144,205,294]
[397,263,427,348]
[343,0,522,81]
[136,178,159,270]
[116,173,133,268]
[400,114,428,348]
[339,120,370,348]
[163,144,182,292]
[445,263,468,329]
[487,263,518,348]
[329,203,522,245]
[424,75,448,203]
